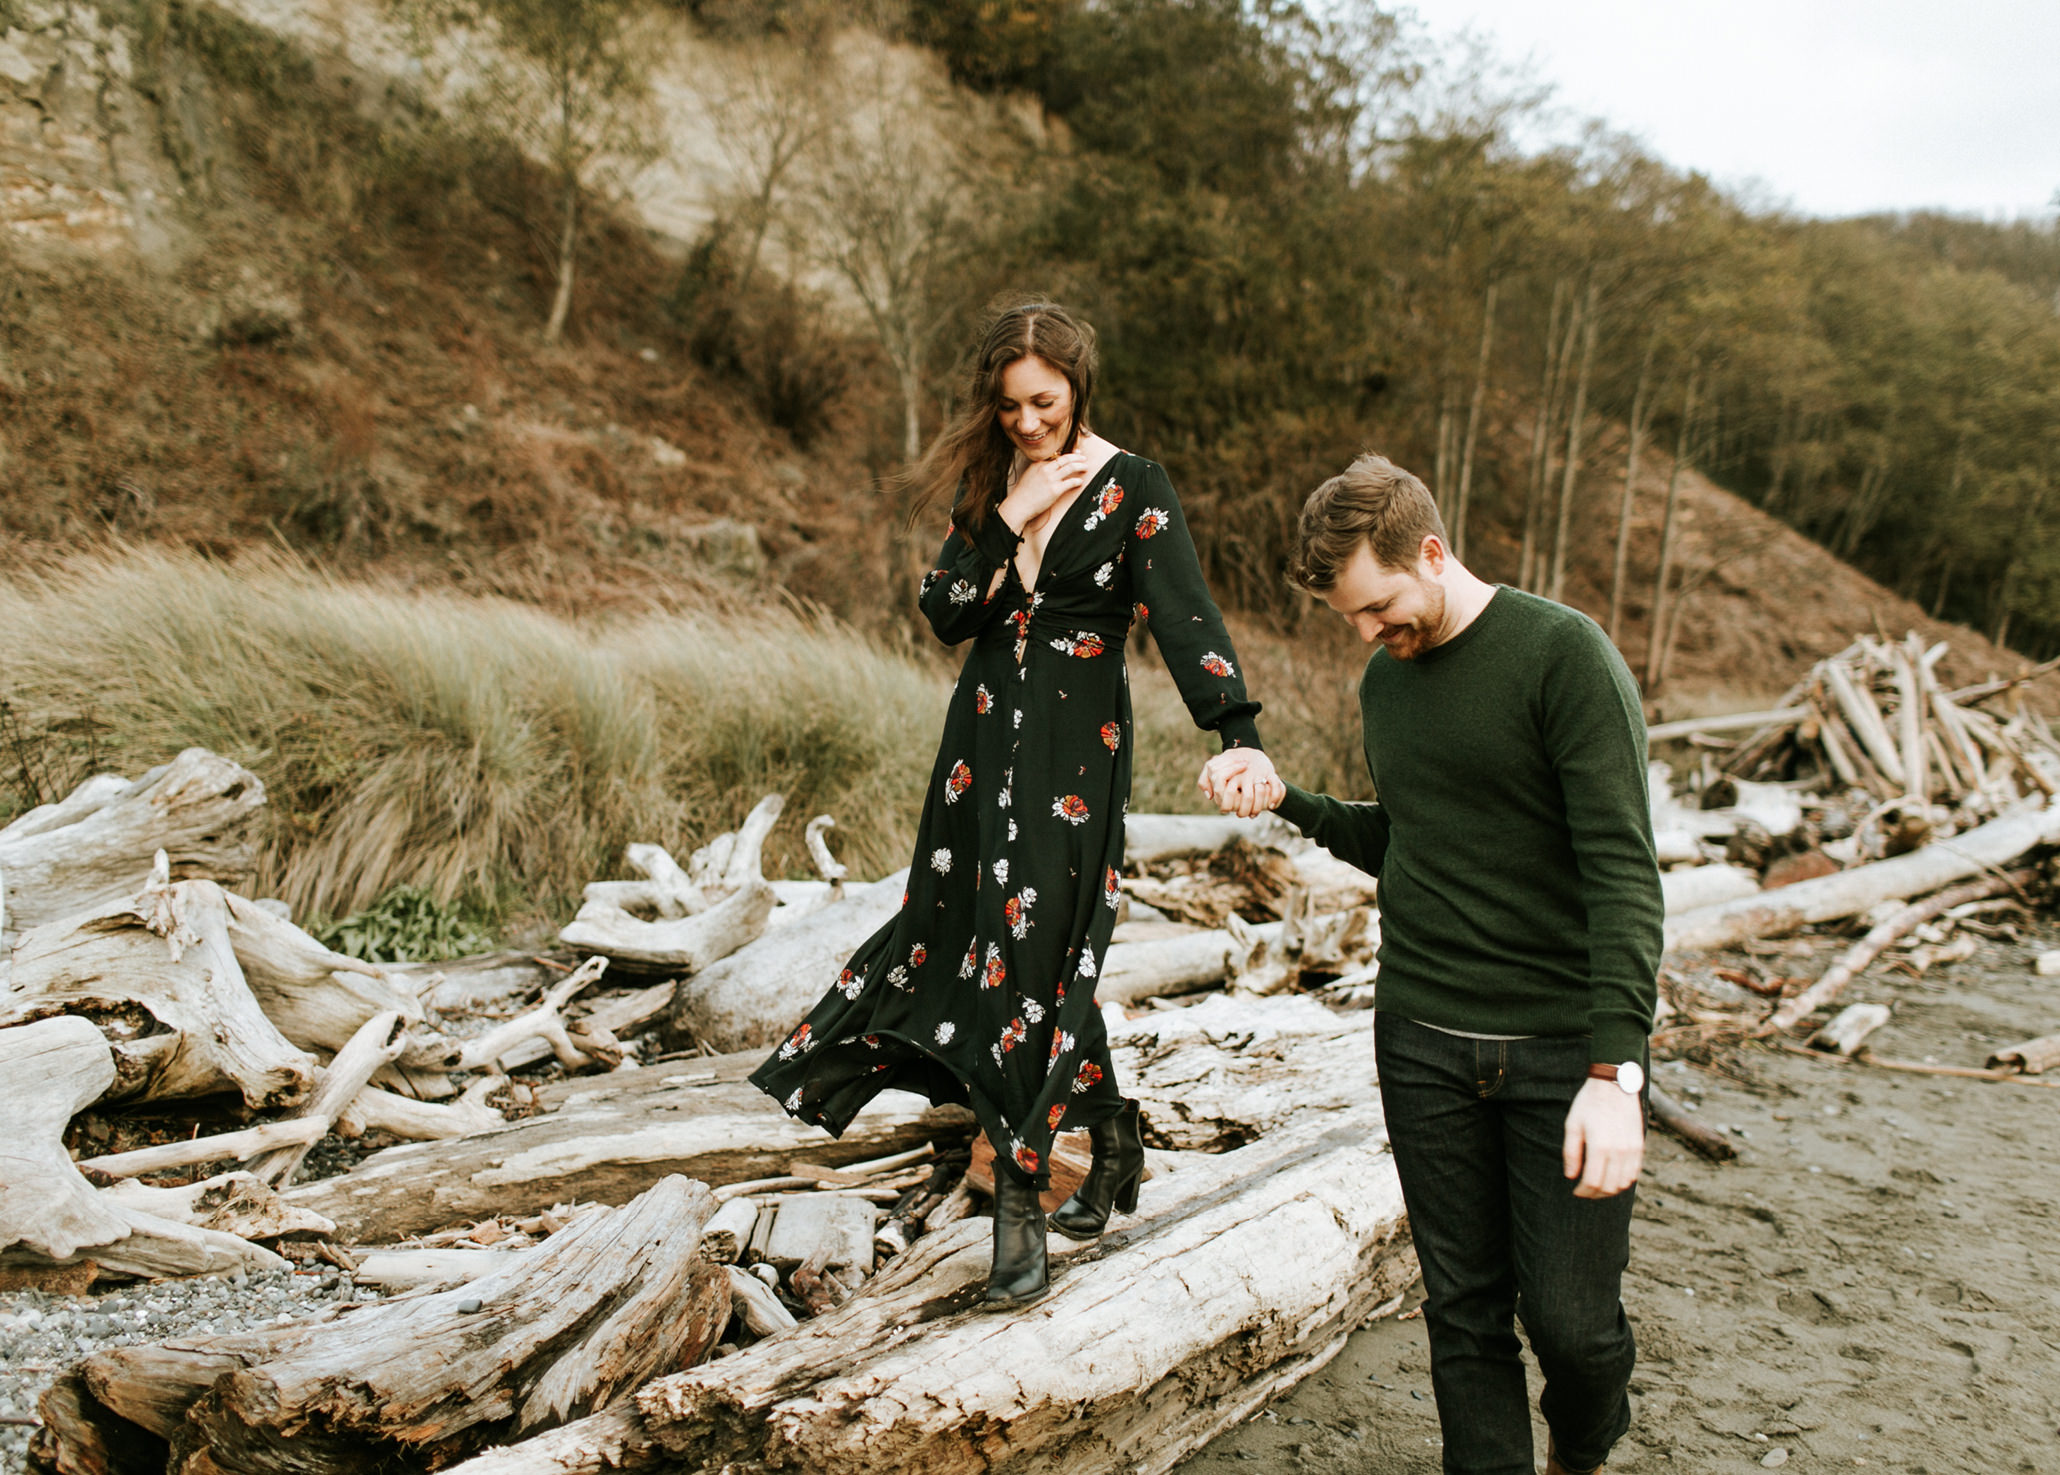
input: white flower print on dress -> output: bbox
[886,965,909,990]
[1199,651,1237,678]
[948,578,977,605]
[835,966,864,1000]
[1008,819,1018,841]
[1053,795,1090,825]
[1013,709,1024,729]
[785,1088,803,1111]
[959,941,978,979]
[935,1021,957,1046]
[1005,885,1038,939]
[1078,942,1098,979]
[1093,560,1116,588]
[993,857,1009,887]
[1020,995,1046,1024]
[1047,1029,1076,1066]
[974,683,993,714]
[1134,507,1169,539]
[930,847,953,874]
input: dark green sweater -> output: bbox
[1277,588,1661,1064]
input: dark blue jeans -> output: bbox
[1377,1013,1638,1475]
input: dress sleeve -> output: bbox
[918,514,1019,646]
[1127,461,1263,750]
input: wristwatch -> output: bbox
[1587,1060,1645,1095]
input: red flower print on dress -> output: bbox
[1200,651,1236,678]
[1049,630,1106,659]
[909,943,927,968]
[982,942,1006,990]
[946,759,972,803]
[1013,1142,1041,1174]
[1072,1059,1104,1094]
[835,967,863,1000]
[974,683,993,714]
[1132,601,1149,625]
[1053,794,1090,825]
[1047,1103,1067,1130]
[1134,508,1168,539]
[1104,866,1122,910]
[1101,721,1121,752]
[1081,479,1126,531]
[1048,1028,1075,1064]
[778,1023,813,1060]
[960,941,978,979]
[1004,885,1038,939]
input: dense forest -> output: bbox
[690,0,2060,656]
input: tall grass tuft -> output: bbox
[0,551,947,927]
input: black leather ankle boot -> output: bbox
[982,1170,1050,1308]
[1050,1098,1145,1241]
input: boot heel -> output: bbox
[1113,1166,1142,1216]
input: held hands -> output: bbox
[997,451,1091,536]
[1562,1078,1645,1199]
[1198,749,1285,819]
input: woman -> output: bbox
[749,300,1281,1307]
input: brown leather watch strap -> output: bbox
[1586,1063,1621,1082]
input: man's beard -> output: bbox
[1379,578,1448,661]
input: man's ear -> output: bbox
[1419,534,1449,576]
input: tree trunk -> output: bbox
[1606,331,1657,645]
[542,164,578,347]
[1643,362,1700,690]
[1452,280,1497,561]
[1519,279,1568,590]
[1548,275,1599,603]
[0,750,265,931]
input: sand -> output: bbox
[1188,923,2060,1475]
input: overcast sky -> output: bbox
[1388,0,2060,220]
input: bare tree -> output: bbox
[404,0,661,345]
[784,38,988,462]
[1546,273,1599,603]
[1606,328,1659,646]
[1450,279,1497,561]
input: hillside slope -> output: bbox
[1,0,2042,720]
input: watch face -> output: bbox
[1617,1060,1646,1095]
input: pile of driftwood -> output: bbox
[1642,633,2060,1156]
[0,748,1411,1475]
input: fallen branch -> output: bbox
[1645,1083,1737,1162]
[1759,869,2033,1034]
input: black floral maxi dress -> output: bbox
[748,453,1262,1187]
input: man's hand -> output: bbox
[1562,1078,1645,1199]
[1198,749,1284,818]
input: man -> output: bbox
[1203,453,1662,1475]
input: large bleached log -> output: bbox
[1,864,314,1110]
[449,1104,1412,1475]
[1665,801,2060,954]
[1123,812,1297,867]
[101,1173,337,1242]
[0,1016,287,1282]
[1660,863,1762,915]
[0,750,266,930]
[221,893,426,1053]
[1110,993,1380,1151]
[668,871,907,1051]
[579,842,711,919]
[284,1055,973,1243]
[40,1178,731,1475]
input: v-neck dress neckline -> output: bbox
[1017,446,1128,596]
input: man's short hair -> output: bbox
[1286,453,1447,593]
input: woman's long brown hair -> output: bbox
[904,299,1098,540]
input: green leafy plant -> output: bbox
[310,885,494,963]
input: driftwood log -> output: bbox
[0,1016,287,1282]
[447,1103,1412,1475]
[667,871,907,1051]
[0,750,266,930]
[1646,1083,1737,1163]
[220,892,426,1053]
[560,797,784,969]
[1121,812,1297,867]
[2,863,314,1110]
[284,1053,973,1243]
[1666,802,2060,954]
[1806,1003,1893,1056]
[37,1177,731,1475]
[1987,1033,2060,1074]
